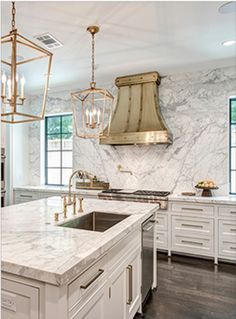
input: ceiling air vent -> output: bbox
[34,33,63,50]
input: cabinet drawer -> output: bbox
[2,279,39,319]
[171,202,214,216]
[156,214,168,231]
[218,206,236,218]
[68,255,107,311]
[15,191,40,203]
[108,229,141,274]
[219,220,236,237]
[156,232,168,249]
[172,234,214,256]
[172,216,213,236]
[219,239,236,259]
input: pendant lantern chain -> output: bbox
[11,2,16,31]
[91,33,95,84]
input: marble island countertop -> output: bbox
[2,197,158,286]
[169,194,236,205]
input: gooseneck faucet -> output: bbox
[61,169,95,218]
[67,169,95,204]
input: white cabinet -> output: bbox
[1,279,39,319]
[171,216,214,257]
[69,230,142,319]
[2,229,143,319]
[106,265,126,319]
[218,206,236,218]
[156,213,168,250]
[68,255,107,312]
[171,202,214,216]
[14,190,40,204]
[126,249,141,319]
[164,199,236,263]
[70,281,106,319]
[218,220,236,259]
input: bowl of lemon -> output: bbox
[195,180,218,197]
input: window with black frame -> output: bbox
[45,114,73,186]
[229,98,236,194]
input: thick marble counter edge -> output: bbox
[13,185,100,196]
[169,195,236,206]
[1,197,158,286]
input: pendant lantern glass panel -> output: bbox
[1,30,52,124]
[72,87,114,138]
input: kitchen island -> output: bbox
[1,197,158,319]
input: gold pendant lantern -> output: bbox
[1,2,53,124]
[71,26,114,139]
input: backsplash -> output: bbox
[27,66,236,195]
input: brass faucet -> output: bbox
[78,196,84,213]
[62,169,94,216]
[68,169,95,203]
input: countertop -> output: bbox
[14,185,236,206]
[2,197,158,286]
[169,194,236,206]
[13,185,100,197]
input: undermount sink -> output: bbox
[60,211,130,232]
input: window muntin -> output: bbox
[45,114,72,186]
[229,98,236,194]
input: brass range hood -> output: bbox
[99,71,173,145]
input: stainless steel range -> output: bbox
[98,189,170,209]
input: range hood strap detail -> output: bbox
[124,85,132,133]
[137,83,144,132]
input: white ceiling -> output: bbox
[1,1,236,91]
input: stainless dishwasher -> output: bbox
[142,215,155,304]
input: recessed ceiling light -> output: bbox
[219,1,236,14]
[222,40,236,46]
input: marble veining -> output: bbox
[14,185,100,196]
[2,197,157,286]
[169,194,236,206]
[14,185,236,206]
[26,66,236,195]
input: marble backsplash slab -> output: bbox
[27,66,236,195]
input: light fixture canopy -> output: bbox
[71,25,114,139]
[1,2,53,124]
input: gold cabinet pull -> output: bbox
[181,240,203,246]
[182,224,203,228]
[127,265,133,305]
[80,269,104,289]
[19,194,33,198]
[181,207,203,212]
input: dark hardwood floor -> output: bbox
[139,253,236,319]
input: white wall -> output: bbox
[12,124,30,186]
